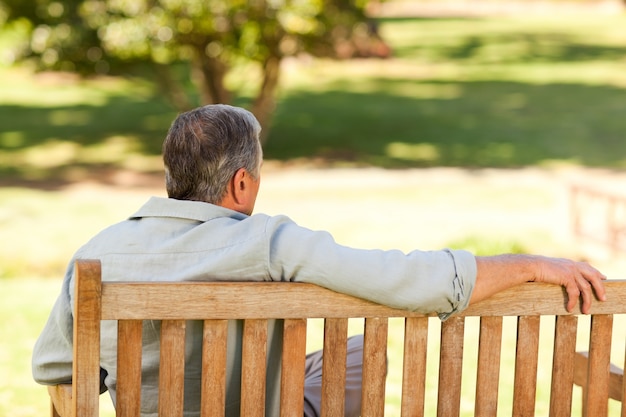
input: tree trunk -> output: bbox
[152,63,193,112]
[252,54,282,144]
[191,47,231,105]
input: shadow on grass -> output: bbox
[266,78,626,169]
[380,16,626,64]
[2,77,626,188]
[0,94,177,188]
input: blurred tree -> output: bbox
[0,0,390,141]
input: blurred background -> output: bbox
[1,0,626,415]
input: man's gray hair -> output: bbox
[163,104,262,203]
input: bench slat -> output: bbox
[513,316,540,417]
[475,316,503,417]
[48,384,72,417]
[401,317,429,417]
[158,320,186,417]
[201,319,228,417]
[240,319,268,417]
[321,318,348,417]
[585,315,614,416]
[100,281,626,320]
[72,259,102,417]
[362,317,388,417]
[549,315,577,417]
[280,319,307,417]
[116,320,143,417]
[437,316,465,417]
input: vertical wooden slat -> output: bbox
[512,316,540,417]
[240,319,268,417]
[50,400,60,417]
[584,315,613,417]
[401,317,429,417]
[437,316,465,417]
[48,384,72,417]
[549,315,578,417]
[73,259,102,417]
[280,319,307,417]
[361,317,389,417]
[201,319,228,417]
[116,319,143,417]
[321,318,349,417]
[159,319,186,417]
[475,316,503,417]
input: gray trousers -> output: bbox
[303,335,364,417]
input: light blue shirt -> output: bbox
[33,196,476,416]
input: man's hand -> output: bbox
[531,255,606,314]
[472,254,607,313]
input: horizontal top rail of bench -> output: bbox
[99,279,626,321]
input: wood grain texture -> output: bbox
[321,318,348,417]
[201,319,228,417]
[280,319,307,417]
[512,316,540,417]
[240,319,268,417]
[49,260,626,417]
[361,317,389,417]
[72,259,102,417]
[48,385,72,417]
[437,316,465,417]
[116,320,143,417]
[549,315,577,417]
[158,320,186,417]
[100,280,626,320]
[401,317,429,417]
[475,316,503,417]
[585,315,613,417]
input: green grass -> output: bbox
[2,14,626,180]
[264,14,626,168]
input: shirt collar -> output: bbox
[130,196,248,222]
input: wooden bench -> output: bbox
[49,259,625,417]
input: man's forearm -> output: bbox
[470,254,606,314]
[470,254,535,305]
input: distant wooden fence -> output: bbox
[571,185,626,255]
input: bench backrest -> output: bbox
[52,259,626,417]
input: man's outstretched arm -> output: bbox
[470,254,607,314]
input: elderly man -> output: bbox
[33,104,606,417]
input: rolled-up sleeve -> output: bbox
[265,215,477,318]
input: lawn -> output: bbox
[2,8,626,416]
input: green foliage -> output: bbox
[0,0,378,113]
[0,0,385,138]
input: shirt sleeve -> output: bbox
[32,262,75,385]
[265,215,477,318]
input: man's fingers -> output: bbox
[565,283,580,313]
[534,257,606,314]
[569,266,606,314]
[577,276,593,314]
[584,268,607,302]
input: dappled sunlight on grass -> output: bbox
[386,142,441,162]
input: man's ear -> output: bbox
[218,168,257,214]
[230,168,248,205]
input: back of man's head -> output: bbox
[163,104,262,203]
